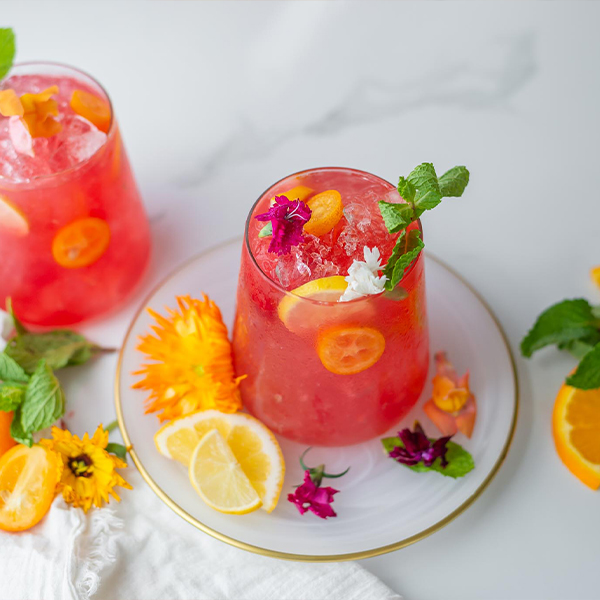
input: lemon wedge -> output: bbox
[189,429,262,515]
[155,409,284,512]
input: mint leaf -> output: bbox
[438,166,470,197]
[520,299,600,357]
[397,176,416,204]
[106,442,128,462]
[0,28,15,81]
[382,436,474,478]
[0,353,29,383]
[558,332,600,360]
[5,330,99,374]
[0,383,26,411]
[378,201,415,233]
[20,361,65,433]
[6,297,28,336]
[10,407,32,446]
[383,229,424,291]
[384,286,408,301]
[414,189,443,216]
[407,163,440,195]
[565,344,600,390]
[258,222,272,238]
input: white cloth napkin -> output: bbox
[0,469,401,600]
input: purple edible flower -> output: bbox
[287,471,339,519]
[255,195,312,256]
[389,422,451,468]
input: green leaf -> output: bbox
[258,222,272,238]
[438,166,470,197]
[378,201,415,233]
[0,353,29,383]
[10,407,32,446]
[566,344,600,390]
[382,436,475,478]
[5,330,99,374]
[383,229,424,291]
[558,331,600,360]
[106,442,128,462]
[407,163,440,195]
[520,299,600,357]
[0,383,26,411]
[383,286,408,301]
[6,297,28,336]
[414,189,443,216]
[0,28,15,81]
[20,361,65,433]
[396,176,416,204]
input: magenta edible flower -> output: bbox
[255,195,312,256]
[287,447,350,520]
[388,422,452,468]
[288,471,339,519]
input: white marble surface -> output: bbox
[4,2,600,599]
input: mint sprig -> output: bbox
[381,436,475,478]
[4,298,115,374]
[0,28,15,81]
[380,163,470,291]
[521,298,600,391]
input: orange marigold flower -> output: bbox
[133,295,245,421]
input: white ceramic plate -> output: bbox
[116,238,518,562]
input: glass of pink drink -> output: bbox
[233,167,429,447]
[0,63,150,326]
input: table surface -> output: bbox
[5,2,600,599]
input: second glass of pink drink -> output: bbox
[233,168,429,447]
[0,63,150,326]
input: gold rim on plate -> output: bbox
[114,238,519,563]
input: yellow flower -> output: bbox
[0,86,62,138]
[40,425,132,513]
[133,295,245,421]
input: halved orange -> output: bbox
[553,382,600,489]
[70,90,111,133]
[0,444,62,532]
[317,325,385,375]
[52,217,111,269]
[0,194,29,237]
[304,189,343,237]
[0,412,16,458]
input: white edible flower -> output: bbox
[339,246,387,302]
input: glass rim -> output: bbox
[0,60,116,184]
[243,166,424,306]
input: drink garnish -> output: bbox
[70,89,111,133]
[255,195,312,255]
[339,246,387,302]
[423,351,477,438]
[521,297,600,390]
[0,28,15,80]
[287,447,350,519]
[379,163,470,291]
[591,266,600,288]
[382,421,475,478]
[303,189,343,237]
[133,295,245,421]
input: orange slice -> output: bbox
[0,444,62,532]
[317,325,385,375]
[591,266,600,288]
[304,189,343,237]
[0,412,16,458]
[553,382,600,489]
[269,185,313,206]
[52,217,111,269]
[70,90,111,133]
[0,194,29,237]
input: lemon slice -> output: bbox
[189,429,262,514]
[0,194,29,237]
[155,409,285,512]
[277,276,348,332]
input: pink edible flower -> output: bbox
[388,422,452,468]
[255,195,312,256]
[287,470,339,519]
